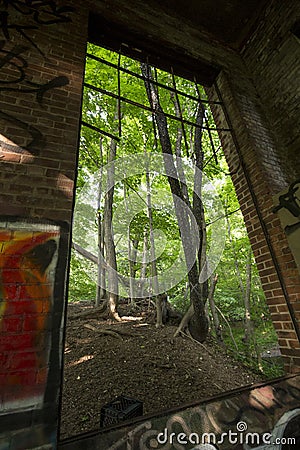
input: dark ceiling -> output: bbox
[149,0,269,50]
[90,0,269,85]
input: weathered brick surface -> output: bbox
[207,75,300,373]
[0,1,88,448]
[241,0,300,371]
[242,0,300,183]
[206,0,300,375]
[0,0,300,448]
[0,0,87,223]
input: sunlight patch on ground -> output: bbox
[67,355,94,368]
[120,316,144,321]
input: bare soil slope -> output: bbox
[60,302,264,439]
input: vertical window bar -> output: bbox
[117,51,122,138]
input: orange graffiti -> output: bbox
[0,229,59,408]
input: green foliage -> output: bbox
[68,251,96,302]
[70,42,283,379]
[167,281,190,313]
[220,320,284,379]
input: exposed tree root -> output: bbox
[173,304,194,338]
[180,330,215,357]
[83,323,124,340]
[83,323,135,339]
[69,305,107,320]
[69,300,123,322]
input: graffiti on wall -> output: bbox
[0,0,75,55]
[0,1,74,157]
[274,178,300,273]
[0,221,61,413]
[109,377,300,449]
[0,38,69,155]
[60,375,300,449]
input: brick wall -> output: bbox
[239,0,300,371]
[242,0,300,184]
[206,0,300,373]
[0,0,299,448]
[0,1,88,448]
[0,1,87,222]
[207,71,300,373]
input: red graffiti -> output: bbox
[0,229,58,409]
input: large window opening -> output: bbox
[60,41,283,439]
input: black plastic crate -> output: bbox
[100,395,143,428]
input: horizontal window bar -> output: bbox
[81,121,120,142]
[84,83,232,133]
[86,53,223,106]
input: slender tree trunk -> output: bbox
[139,229,148,297]
[171,92,190,206]
[128,239,138,304]
[244,252,253,345]
[99,220,107,299]
[226,210,245,300]
[103,136,121,321]
[96,137,106,306]
[208,273,222,342]
[226,212,254,346]
[71,242,129,291]
[189,103,209,342]
[215,304,238,351]
[96,219,107,307]
[128,236,135,302]
[124,183,136,303]
[72,242,98,264]
[144,150,162,326]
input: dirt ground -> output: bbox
[59,301,264,440]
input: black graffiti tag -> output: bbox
[273,179,300,236]
[1,1,75,56]
[0,2,74,156]
[0,9,44,57]
[0,42,69,103]
[273,179,300,218]
[0,110,45,155]
[0,42,69,155]
[0,41,29,84]
[0,10,38,41]
[2,1,75,25]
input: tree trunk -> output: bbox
[96,206,107,307]
[141,63,208,342]
[208,273,222,342]
[139,229,148,297]
[72,242,97,264]
[244,252,253,345]
[124,183,136,303]
[103,136,121,321]
[226,212,254,346]
[226,209,245,300]
[71,242,129,291]
[173,304,194,337]
[145,151,161,327]
[96,137,106,306]
[128,238,138,304]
